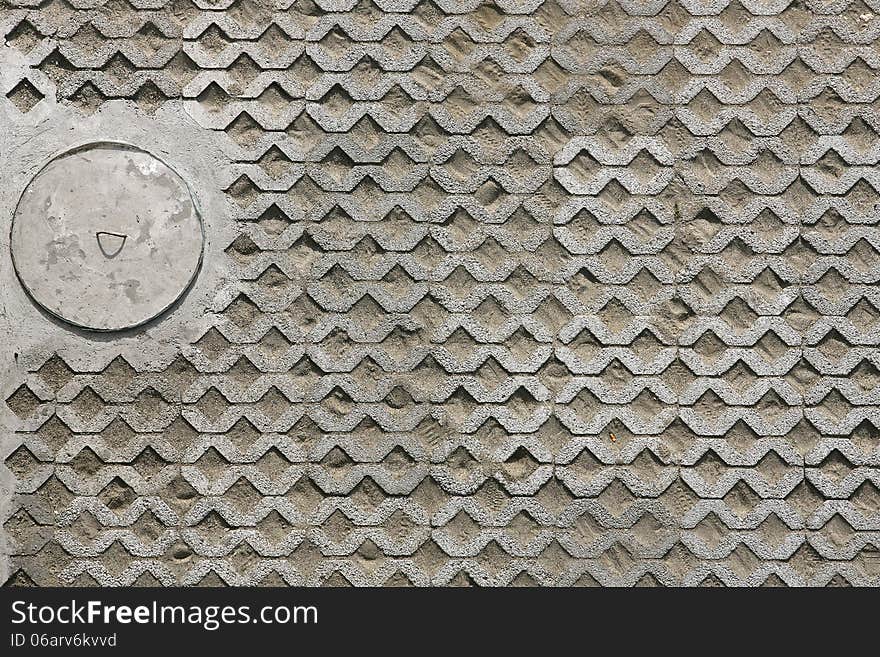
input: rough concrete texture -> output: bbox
[0,0,879,587]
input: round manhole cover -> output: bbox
[10,143,203,331]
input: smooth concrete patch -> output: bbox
[11,143,204,331]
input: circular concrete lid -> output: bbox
[11,143,203,331]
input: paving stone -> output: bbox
[0,0,878,587]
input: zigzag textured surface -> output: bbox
[1,0,879,587]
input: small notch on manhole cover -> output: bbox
[96,231,127,258]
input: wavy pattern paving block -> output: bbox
[1,0,879,587]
